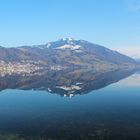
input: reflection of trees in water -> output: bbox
[0,68,137,96]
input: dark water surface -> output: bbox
[0,69,140,140]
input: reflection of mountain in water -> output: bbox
[0,68,137,97]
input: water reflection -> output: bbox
[116,72,140,87]
[0,69,140,140]
[0,68,138,96]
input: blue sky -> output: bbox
[0,0,140,57]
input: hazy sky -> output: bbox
[0,0,140,57]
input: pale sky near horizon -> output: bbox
[0,0,140,58]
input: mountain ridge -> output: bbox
[0,38,137,73]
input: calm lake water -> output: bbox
[0,69,140,140]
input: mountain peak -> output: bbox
[60,37,75,41]
[43,38,81,49]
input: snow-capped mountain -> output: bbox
[0,38,137,72]
[39,37,84,49]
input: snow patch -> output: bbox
[75,50,83,53]
[46,43,51,48]
[56,85,81,91]
[56,45,81,50]
[47,88,52,92]
[68,37,74,41]
[61,37,74,41]
[62,38,67,41]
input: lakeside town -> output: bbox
[0,61,41,74]
[0,61,66,76]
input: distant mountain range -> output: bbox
[0,38,138,72]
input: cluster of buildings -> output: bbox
[0,61,41,75]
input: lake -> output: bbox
[0,69,140,140]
